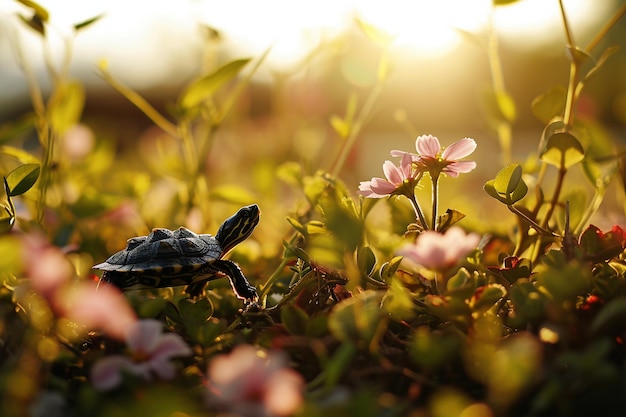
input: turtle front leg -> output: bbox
[211,259,259,304]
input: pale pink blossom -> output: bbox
[21,233,74,299]
[206,345,304,417]
[393,134,477,178]
[90,319,192,390]
[397,227,480,271]
[60,282,137,340]
[359,153,418,198]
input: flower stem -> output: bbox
[259,257,291,308]
[331,80,384,177]
[407,193,429,231]
[431,176,439,231]
[541,166,567,229]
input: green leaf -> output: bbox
[48,81,85,134]
[276,161,302,187]
[328,290,384,344]
[179,58,251,109]
[565,45,591,65]
[531,86,567,124]
[494,164,522,195]
[73,14,104,31]
[469,284,506,313]
[177,298,213,325]
[540,131,585,169]
[484,164,527,205]
[330,115,350,138]
[437,209,466,232]
[286,217,306,235]
[382,279,415,320]
[18,13,45,36]
[281,304,309,336]
[6,163,40,196]
[581,46,618,84]
[0,178,16,234]
[0,145,40,165]
[379,256,403,282]
[306,220,326,235]
[16,0,49,21]
[481,89,516,125]
[589,297,626,336]
[357,246,376,277]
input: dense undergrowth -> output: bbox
[1,1,626,416]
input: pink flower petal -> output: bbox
[369,178,397,196]
[126,319,163,353]
[90,355,135,391]
[382,160,403,185]
[150,333,193,361]
[444,161,477,176]
[416,135,441,158]
[442,138,476,160]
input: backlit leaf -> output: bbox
[73,14,104,31]
[6,163,40,196]
[179,58,251,109]
[531,86,566,124]
[328,290,384,344]
[540,132,585,169]
[48,81,85,134]
[494,164,522,195]
[357,246,376,277]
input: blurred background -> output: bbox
[0,0,625,233]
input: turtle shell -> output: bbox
[94,227,223,275]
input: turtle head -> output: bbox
[215,204,260,253]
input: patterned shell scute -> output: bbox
[98,227,223,273]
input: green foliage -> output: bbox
[1,4,626,417]
[484,163,528,205]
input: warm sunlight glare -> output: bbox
[357,0,491,56]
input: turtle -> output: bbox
[93,204,260,304]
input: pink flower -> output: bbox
[60,282,137,340]
[206,345,304,417]
[393,134,477,178]
[397,227,480,271]
[90,319,192,390]
[359,153,419,198]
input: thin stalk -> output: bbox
[178,121,199,209]
[574,187,606,235]
[486,8,511,164]
[99,68,178,138]
[433,272,444,296]
[259,257,291,308]
[36,124,54,225]
[431,176,439,231]
[541,166,567,229]
[407,193,429,231]
[331,81,384,177]
[585,2,626,54]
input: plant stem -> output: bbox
[407,193,429,231]
[431,176,439,231]
[585,2,626,54]
[541,166,567,229]
[331,81,384,178]
[486,8,512,165]
[99,67,178,138]
[259,257,291,308]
